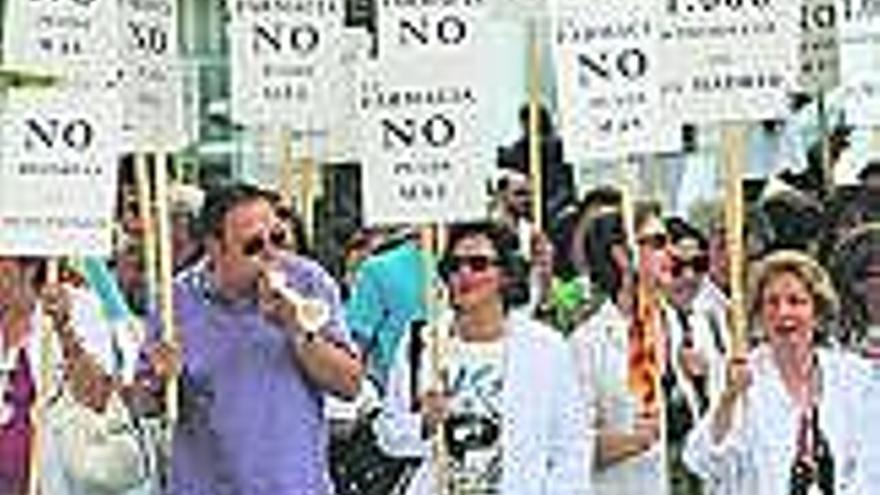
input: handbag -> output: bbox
[329,410,420,495]
[46,388,151,494]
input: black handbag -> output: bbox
[330,320,427,495]
[329,411,420,495]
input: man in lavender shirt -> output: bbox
[151,183,362,495]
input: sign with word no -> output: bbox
[554,0,681,160]
[360,0,496,225]
[231,0,344,130]
[839,0,880,125]
[659,0,800,122]
[798,0,840,92]
[2,0,119,84]
[0,89,121,256]
[120,0,186,151]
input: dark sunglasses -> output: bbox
[638,233,669,250]
[439,254,500,279]
[241,228,287,257]
[672,255,709,277]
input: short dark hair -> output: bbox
[439,221,529,309]
[198,183,279,239]
[584,212,627,297]
[665,216,708,251]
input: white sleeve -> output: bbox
[547,337,593,495]
[682,392,754,494]
[374,329,431,459]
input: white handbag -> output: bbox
[47,388,151,494]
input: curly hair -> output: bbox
[439,221,529,310]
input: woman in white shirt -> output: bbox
[684,249,871,495]
[570,205,686,495]
[375,221,590,495]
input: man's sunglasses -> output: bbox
[439,254,500,279]
[242,228,287,257]
[672,255,709,277]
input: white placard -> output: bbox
[359,1,497,225]
[839,0,880,125]
[491,0,549,21]
[2,0,119,84]
[230,0,344,133]
[322,30,372,163]
[119,0,187,152]
[0,89,121,256]
[659,0,800,123]
[554,0,681,160]
[798,0,839,92]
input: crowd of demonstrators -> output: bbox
[2,118,878,495]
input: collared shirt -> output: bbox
[160,255,355,495]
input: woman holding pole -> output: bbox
[569,203,679,495]
[376,221,590,495]
[684,250,871,495]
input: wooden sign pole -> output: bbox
[422,225,449,495]
[154,153,179,438]
[721,124,748,356]
[135,153,159,306]
[527,18,544,232]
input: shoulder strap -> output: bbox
[408,319,426,412]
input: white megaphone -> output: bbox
[265,270,330,335]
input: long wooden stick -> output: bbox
[422,225,449,495]
[299,156,316,246]
[871,127,880,158]
[28,260,59,495]
[135,154,159,306]
[817,91,833,196]
[721,124,747,356]
[527,19,544,232]
[279,127,295,211]
[154,154,179,436]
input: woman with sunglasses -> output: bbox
[570,203,702,495]
[684,250,871,495]
[375,221,590,495]
[665,218,729,420]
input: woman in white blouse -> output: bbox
[375,221,590,495]
[684,250,871,495]
[570,205,683,495]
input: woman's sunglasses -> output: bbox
[439,255,500,279]
[241,228,288,257]
[672,254,709,277]
[638,233,669,250]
